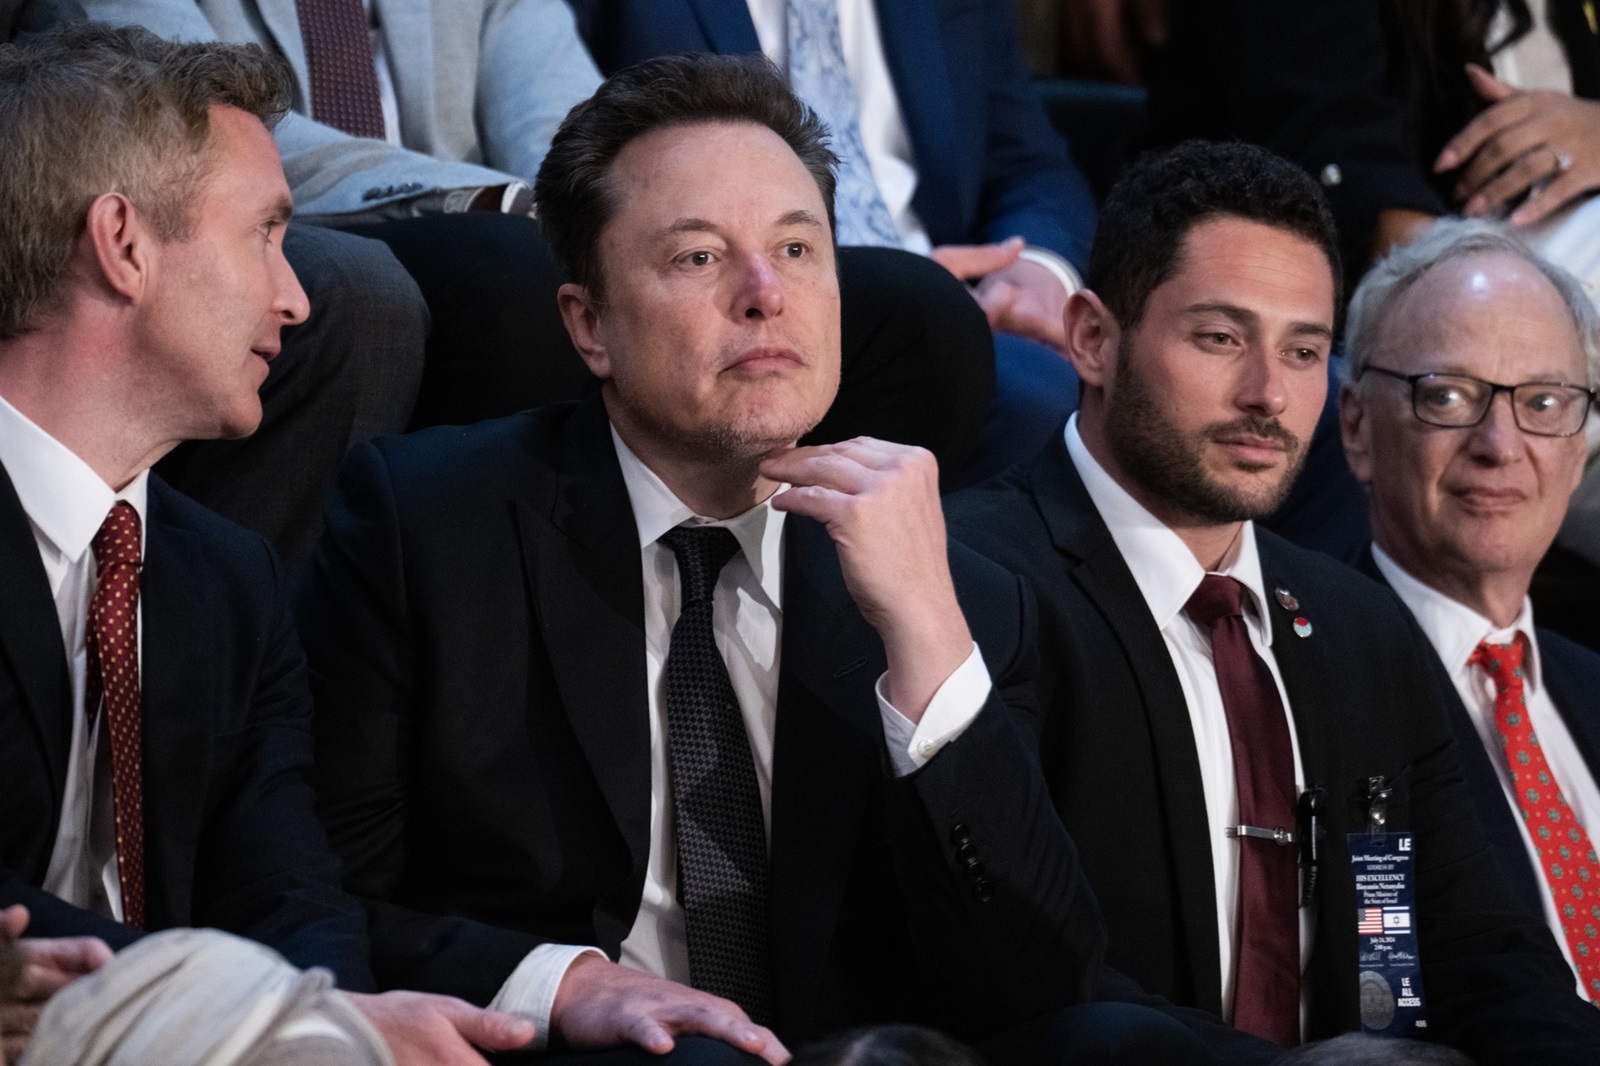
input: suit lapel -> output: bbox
[1028,443,1224,1011]
[0,462,71,810]
[515,400,652,879]
[684,0,762,53]
[1542,638,1600,782]
[871,0,961,232]
[375,0,435,142]
[136,483,213,928]
[768,515,879,1034]
[1356,547,1548,914]
[256,0,309,88]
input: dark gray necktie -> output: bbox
[659,526,773,1024]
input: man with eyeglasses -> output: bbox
[1339,216,1600,1002]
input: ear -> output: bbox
[557,282,611,380]
[1061,288,1120,391]
[81,193,153,303]
[1337,378,1374,486]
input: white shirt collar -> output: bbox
[1371,544,1542,693]
[0,391,148,561]
[1063,414,1274,641]
[610,426,787,607]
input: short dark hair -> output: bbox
[1087,140,1343,330]
[0,21,292,338]
[790,1025,984,1066]
[534,52,838,304]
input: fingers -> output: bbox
[1,1001,41,1066]
[1462,142,1566,216]
[433,999,535,1052]
[0,909,28,941]
[929,237,1024,282]
[1435,82,1530,173]
[1466,62,1516,103]
[972,276,1021,333]
[762,438,904,488]
[346,991,499,1066]
[14,937,111,999]
[645,1002,787,1065]
[1510,166,1585,225]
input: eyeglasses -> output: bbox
[1360,365,1596,438]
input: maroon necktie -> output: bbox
[86,501,146,930]
[295,0,386,139]
[1186,574,1300,1047]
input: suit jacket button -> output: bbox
[975,881,994,903]
[956,842,976,863]
[950,823,971,844]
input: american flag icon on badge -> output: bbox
[1357,907,1383,935]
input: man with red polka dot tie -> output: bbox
[1342,216,1600,1006]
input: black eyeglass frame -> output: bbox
[1358,364,1597,438]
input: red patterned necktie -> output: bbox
[86,501,146,930]
[1471,637,1600,1002]
[295,0,386,139]
[1186,574,1301,1047]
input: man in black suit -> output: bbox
[0,23,532,1065]
[298,52,1148,1066]
[949,141,1600,1062]
[1339,217,1600,1002]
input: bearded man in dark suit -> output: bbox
[949,141,1600,1064]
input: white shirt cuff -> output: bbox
[876,643,992,776]
[1017,246,1082,297]
[487,943,606,1050]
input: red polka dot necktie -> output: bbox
[1186,575,1301,1047]
[294,0,386,139]
[86,501,146,930]
[1471,637,1600,1002]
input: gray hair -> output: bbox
[1343,215,1600,390]
[0,22,292,339]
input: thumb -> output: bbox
[1465,62,1515,102]
[440,1002,536,1051]
[0,906,29,940]
[930,237,1024,281]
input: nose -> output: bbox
[1235,348,1290,418]
[1465,389,1521,464]
[736,251,783,320]
[274,239,310,326]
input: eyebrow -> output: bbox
[1184,301,1333,340]
[660,209,828,237]
[269,197,294,224]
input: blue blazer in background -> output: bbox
[567,0,1097,267]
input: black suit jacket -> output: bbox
[1358,547,1600,932]
[0,465,371,988]
[947,437,1600,1063]
[298,396,1104,1044]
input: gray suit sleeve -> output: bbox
[78,0,574,218]
[474,0,601,183]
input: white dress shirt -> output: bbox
[1373,546,1600,997]
[1064,415,1311,1025]
[0,392,149,924]
[490,426,991,1041]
